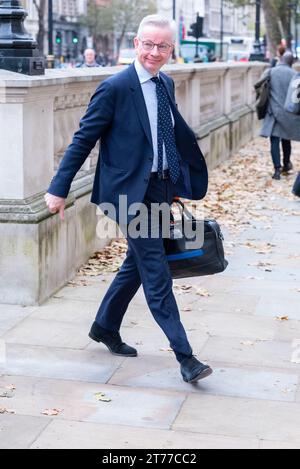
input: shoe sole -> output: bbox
[183,367,213,383]
[88,332,138,357]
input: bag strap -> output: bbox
[171,199,197,223]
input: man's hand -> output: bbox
[44,193,66,221]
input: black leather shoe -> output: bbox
[272,168,281,180]
[180,356,213,383]
[89,321,137,357]
[282,162,293,174]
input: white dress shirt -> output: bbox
[134,59,175,172]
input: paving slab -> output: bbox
[200,336,300,371]
[255,297,300,321]
[0,375,186,430]
[29,298,98,325]
[0,304,36,337]
[1,318,92,349]
[0,414,51,449]
[0,343,124,383]
[176,311,276,341]
[173,394,300,443]
[108,355,298,402]
[30,419,260,449]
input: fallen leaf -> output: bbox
[276,316,289,321]
[0,407,15,414]
[173,284,193,295]
[195,288,211,297]
[41,408,62,416]
[94,392,111,402]
[6,385,16,391]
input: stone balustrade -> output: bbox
[0,62,267,305]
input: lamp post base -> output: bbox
[0,52,45,75]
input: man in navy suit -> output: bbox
[45,15,212,383]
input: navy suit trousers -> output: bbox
[95,177,193,363]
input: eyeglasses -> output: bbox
[139,40,173,53]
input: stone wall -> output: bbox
[0,62,267,305]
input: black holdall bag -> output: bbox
[292,172,300,197]
[164,200,228,279]
[254,68,271,120]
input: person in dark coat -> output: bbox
[260,52,300,180]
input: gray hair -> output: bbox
[280,51,294,66]
[137,15,176,41]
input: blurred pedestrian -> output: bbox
[260,52,300,180]
[207,48,216,62]
[270,44,286,68]
[81,49,100,68]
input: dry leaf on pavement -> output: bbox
[0,407,15,414]
[94,392,111,403]
[240,341,255,346]
[195,288,211,297]
[41,408,62,416]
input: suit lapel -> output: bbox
[160,73,176,105]
[160,72,180,122]
[127,64,153,149]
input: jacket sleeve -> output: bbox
[47,80,115,198]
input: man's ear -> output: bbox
[133,37,139,50]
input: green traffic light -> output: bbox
[72,37,78,44]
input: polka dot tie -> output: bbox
[151,77,181,184]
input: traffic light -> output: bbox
[188,15,203,39]
[72,32,78,45]
[55,31,62,45]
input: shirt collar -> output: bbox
[134,59,159,84]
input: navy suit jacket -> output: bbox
[47,63,208,223]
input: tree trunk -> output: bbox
[33,0,46,55]
[261,0,287,57]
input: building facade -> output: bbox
[157,0,256,41]
[157,0,259,60]
[21,0,89,61]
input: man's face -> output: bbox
[85,50,96,64]
[134,25,174,76]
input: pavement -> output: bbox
[0,138,300,449]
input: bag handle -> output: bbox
[171,198,197,223]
